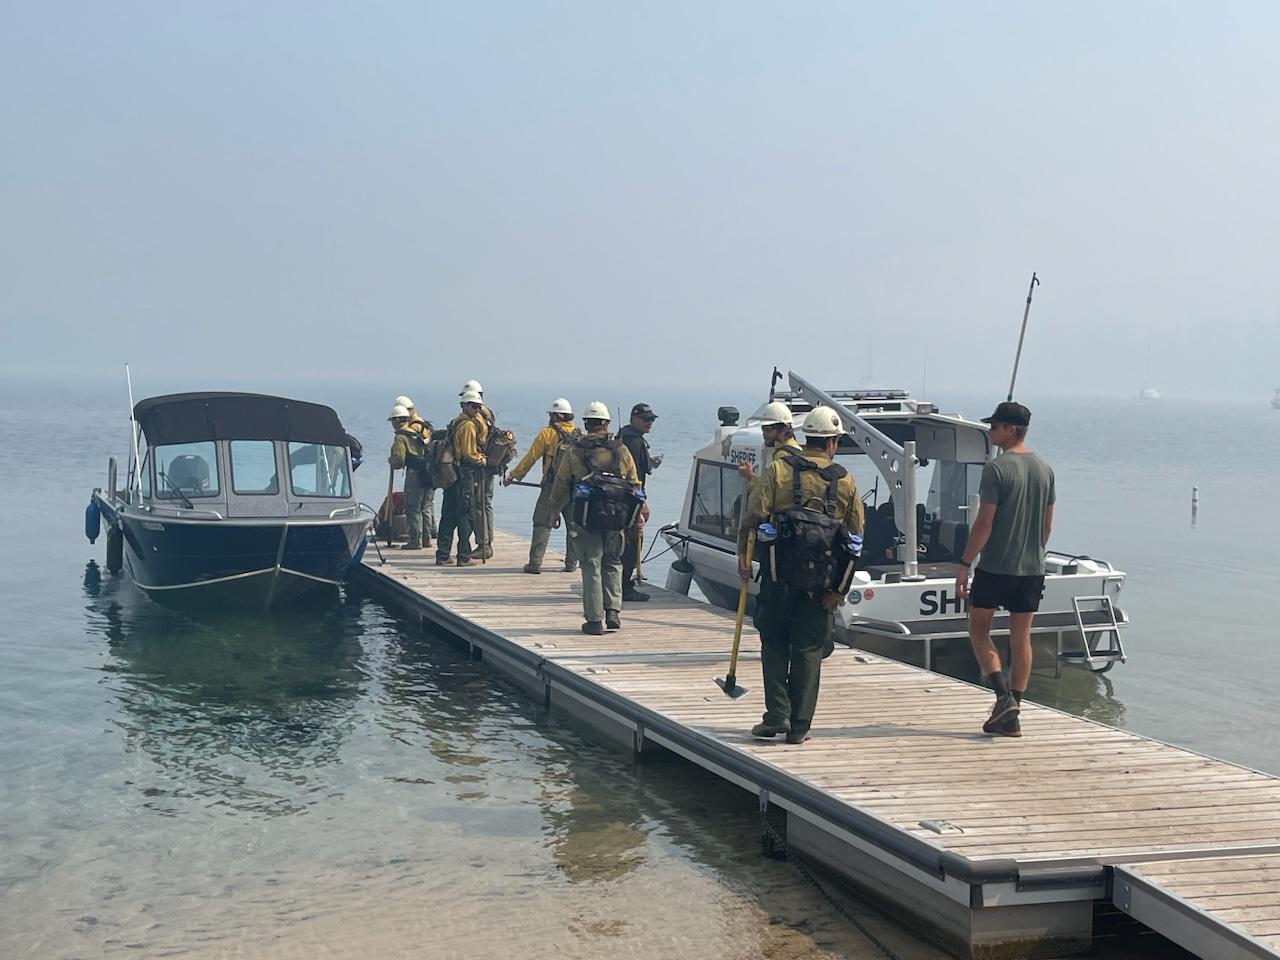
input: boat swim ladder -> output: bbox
[1059,594,1126,674]
[788,371,926,581]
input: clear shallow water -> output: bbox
[3,379,1273,958]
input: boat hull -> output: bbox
[117,512,369,608]
[665,530,1127,675]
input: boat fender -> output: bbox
[85,498,101,544]
[665,557,694,596]
[105,524,124,574]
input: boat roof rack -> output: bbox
[773,388,911,402]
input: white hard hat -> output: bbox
[395,395,415,409]
[800,405,844,438]
[548,398,573,416]
[459,390,483,404]
[759,401,793,427]
[388,404,411,421]
[459,379,483,396]
[582,400,611,421]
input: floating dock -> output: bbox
[358,531,1280,960]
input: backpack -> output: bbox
[763,453,858,595]
[541,424,582,490]
[425,427,458,490]
[475,407,516,475]
[568,436,644,532]
[483,426,517,474]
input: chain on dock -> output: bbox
[759,812,904,960]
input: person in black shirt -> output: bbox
[617,403,658,601]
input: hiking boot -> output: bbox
[785,728,812,745]
[982,693,1021,735]
[986,712,1022,738]
[562,562,578,573]
[422,537,433,548]
[456,557,479,567]
[434,557,450,566]
[522,563,542,574]
[751,721,790,739]
[622,587,650,602]
[581,621,605,636]
[401,542,423,550]
[481,546,494,560]
[605,611,621,631]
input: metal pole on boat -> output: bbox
[901,440,925,581]
[1006,272,1040,402]
[125,363,143,497]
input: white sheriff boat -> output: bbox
[660,371,1128,676]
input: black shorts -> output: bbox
[970,569,1045,613]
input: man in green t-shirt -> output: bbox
[955,401,1056,738]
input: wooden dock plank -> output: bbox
[364,531,1280,958]
[1115,853,1280,957]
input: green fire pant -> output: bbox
[572,524,624,623]
[753,577,835,734]
[435,469,480,563]
[528,486,576,570]
[403,471,430,547]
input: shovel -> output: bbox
[715,529,753,699]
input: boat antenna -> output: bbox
[768,366,782,401]
[126,363,143,496]
[1006,272,1039,401]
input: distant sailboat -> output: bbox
[1139,338,1160,400]
[1272,388,1280,410]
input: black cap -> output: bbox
[981,401,1031,426]
[631,403,658,420]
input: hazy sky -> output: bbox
[3,2,1277,397]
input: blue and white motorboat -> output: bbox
[86,391,375,608]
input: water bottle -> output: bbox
[846,532,864,557]
[756,522,778,543]
[574,482,592,500]
[633,488,647,503]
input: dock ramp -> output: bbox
[1114,854,1280,959]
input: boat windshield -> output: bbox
[288,443,351,498]
[154,442,219,498]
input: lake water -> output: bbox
[3,378,1275,959]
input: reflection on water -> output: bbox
[84,564,364,816]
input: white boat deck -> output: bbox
[358,530,1280,959]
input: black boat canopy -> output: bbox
[133,392,350,446]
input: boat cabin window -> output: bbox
[230,440,280,495]
[689,460,745,541]
[154,442,219,499]
[288,442,351,498]
[138,449,151,500]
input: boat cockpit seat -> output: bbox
[167,455,211,493]
[933,520,969,563]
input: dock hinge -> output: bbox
[633,722,645,754]
[759,788,770,815]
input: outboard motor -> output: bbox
[85,497,102,544]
